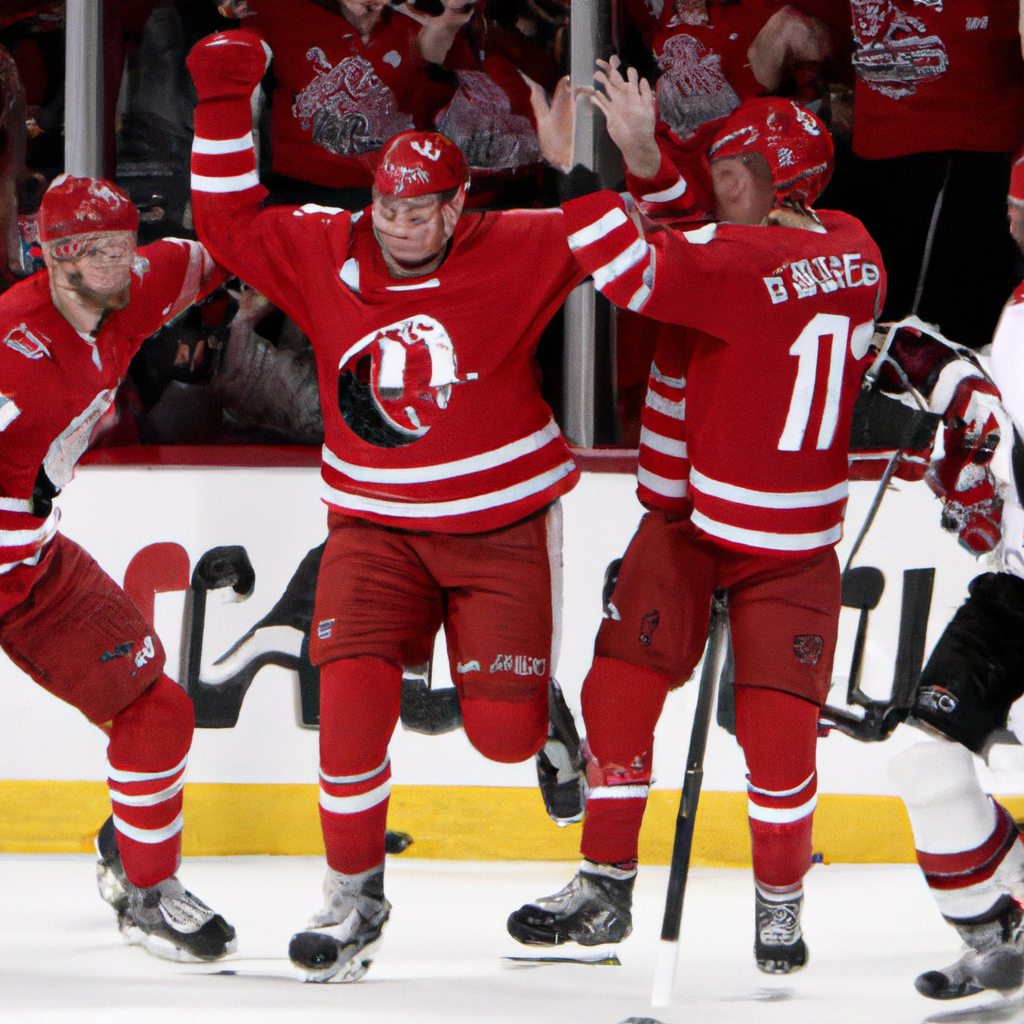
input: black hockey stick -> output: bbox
[651,591,730,1008]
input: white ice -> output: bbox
[1,855,1021,1024]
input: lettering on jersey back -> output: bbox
[763,254,881,304]
[3,323,52,360]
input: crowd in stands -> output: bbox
[0,0,1021,447]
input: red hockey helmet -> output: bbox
[374,131,469,200]
[708,97,833,209]
[38,175,138,256]
[1010,146,1024,209]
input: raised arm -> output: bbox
[187,30,339,334]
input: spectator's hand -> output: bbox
[586,56,660,179]
[747,6,831,92]
[217,1,255,17]
[187,29,270,102]
[406,0,477,64]
[523,74,574,172]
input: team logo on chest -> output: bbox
[337,314,477,448]
[3,323,52,359]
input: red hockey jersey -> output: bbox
[191,90,584,534]
[848,0,1024,159]
[564,191,885,555]
[0,239,217,614]
[247,0,451,189]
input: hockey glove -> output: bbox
[927,377,1004,555]
[186,29,270,105]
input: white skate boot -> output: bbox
[95,816,237,962]
[288,864,391,982]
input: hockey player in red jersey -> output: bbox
[0,174,236,962]
[188,28,589,982]
[509,81,884,973]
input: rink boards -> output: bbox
[1,458,1022,864]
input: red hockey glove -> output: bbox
[186,29,269,104]
[926,377,1004,554]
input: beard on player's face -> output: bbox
[54,263,133,312]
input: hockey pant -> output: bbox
[318,656,548,875]
[106,674,194,888]
[580,657,818,895]
[889,740,1024,924]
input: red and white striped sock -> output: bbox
[106,675,193,888]
[319,756,393,876]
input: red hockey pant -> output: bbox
[0,534,190,888]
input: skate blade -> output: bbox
[121,922,239,964]
[503,951,622,966]
[200,959,309,982]
[294,935,383,984]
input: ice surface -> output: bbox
[1,856,1022,1024]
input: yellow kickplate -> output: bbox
[0,780,944,864]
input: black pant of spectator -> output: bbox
[826,150,1022,351]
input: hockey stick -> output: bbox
[651,591,730,1008]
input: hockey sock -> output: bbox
[890,740,1024,919]
[579,656,671,865]
[460,691,548,764]
[734,684,819,892]
[319,656,402,876]
[106,674,194,888]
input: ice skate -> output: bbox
[507,865,634,946]
[535,679,586,825]
[95,816,237,962]
[915,895,1024,1000]
[288,864,391,982]
[754,889,808,974]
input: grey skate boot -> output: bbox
[755,888,808,974]
[288,864,391,982]
[535,680,586,825]
[915,895,1024,999]
[95,816,237,962]
[507,863,634,946]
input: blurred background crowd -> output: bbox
[1,0,1022,448]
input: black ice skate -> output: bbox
[535,679,586,825]
[754,889,808,974]
[507,866,634,946]
[915,895,1024,1000]
[288,864,391,982]
[95,816,237,962]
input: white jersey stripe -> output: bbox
[645,390,685,420]
[106,755,188,784]
[690,467,848,510]
[190,171,261,194]
[0,549,44,576]
[637,466,688,499]
[0,510,59,547]
[747,793,818,824]
[322,460,576,519]
[641,178,687,203]
[691,510,842,551]
[323,420,562,485]
[627,281,651,312]
[639,427,687,459]
[566,208,628,250]
[0,497,33,513]
[319,778,392,815]
[192,133,254,155]
[112,812,184,844]
[593,238,650,290]
[650,363,685,388]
